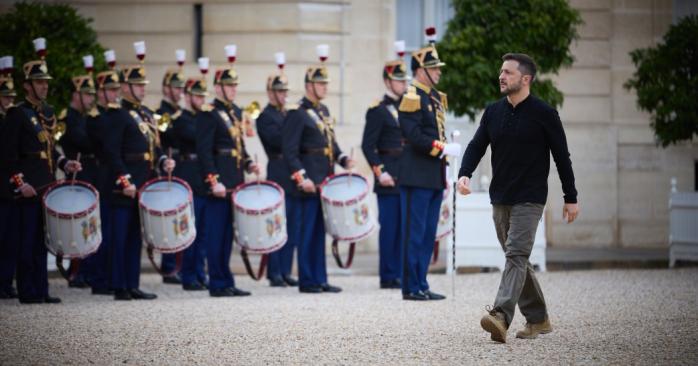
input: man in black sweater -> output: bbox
[457,53,579,343]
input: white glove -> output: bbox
[441,142,462,158]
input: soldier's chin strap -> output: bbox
[423,67,440,93]
[128,83,141,104]
[271,90,283,111]
[221,85,232,105]
[28,80,45,108]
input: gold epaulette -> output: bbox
[438,91,448,110]
[172,110,182,120]
[58,108,67,121]
[107,102,120,110]
[286,103,299,111]
[398,86,420,113]
[368,99,381,109]
[88,107,99,118]
[200,104,213,112]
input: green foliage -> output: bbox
[0,1,105,112]
[438,0,582,120]
[624,15,698,147]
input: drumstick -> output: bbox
[347,147,354,188]
[71,153,81,185]
[167,148,173,191]
[254,153,261,194]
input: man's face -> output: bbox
[425,67,441,85]
[81,92,96,108]
[190,94,206,110]
[386,79,408,95]
[219,84,237,101]
[268,89,288,106]
[168,86,183,103]
[27,79,49,100]
[130,83,146,100]
[107,88,120,103]
[309,82,328,100]
[499,60,526,95]
[0,96,14,109]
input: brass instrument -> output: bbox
[153,113,171,132]
[242,100,260,137]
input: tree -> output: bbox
[438,0,582,120]
[0,1,105,112]
[624,15,698,147]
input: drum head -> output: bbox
[140,181,190,211]
[235,184,282,210]
[322,175,367,201]
[45,185,96,215]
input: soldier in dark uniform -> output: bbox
[85,69,122,296]
[56,67,99,289]
[361,42,409,290]
[198,54,259,297]
[398,30,461,301]
[0,56,19,299]
[104,61,175,301]
[282,45,354,294]
[3,49,82,304]
[157,67,185,285]
[256,52,299,287]
[163,70,209,291]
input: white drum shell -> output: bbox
[43,182,102,259]
[233,182,287,254]
[320,174,376,242]
[139,178,196,253]
[436,184,453,240]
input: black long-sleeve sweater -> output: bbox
[458,94,577,205]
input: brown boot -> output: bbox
[480,307,508,343]
[516,317,552,339]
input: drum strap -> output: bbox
[146,247,183,277]
[57,255,81,282]
[331,240,355,269]
[241,249,268,281]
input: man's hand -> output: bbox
[64,160,82,174]
[440,142,462,158]
[563,203,579,224]
[212,182,226,198]
[247,162,260,175]
[163,158,176,174]
[343,158,355,170]
[19,183,37,198]
[300,179,316,193]
[456,176,471,195]
[123,184,137,199]
[378,172,395,187]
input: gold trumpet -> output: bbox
[242,101,260,137]
[153,113,171,132]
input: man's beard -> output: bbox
[500,80,522,96]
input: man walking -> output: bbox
[457,53,579,343]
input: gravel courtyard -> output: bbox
[1,268,697,365]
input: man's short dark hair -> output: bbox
[502,53,537,82]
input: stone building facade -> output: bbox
[3,0,695,251]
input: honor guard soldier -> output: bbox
[256,52,299,287]
[3,38,82,304]
[0,56,19,299]
[163,57,209,291]
[86,51,122,296]
[282,44,354,294]
[398,28,461,301]
[361,41,409,290]
[56,55,99,289]
[198,50,259,297]
[104,41,175,301]
[157,49,187,285]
